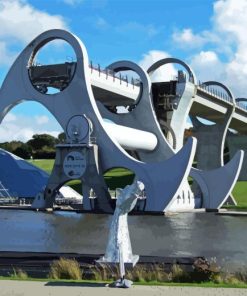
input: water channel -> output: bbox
[0,209,246,271]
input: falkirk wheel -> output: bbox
[0,29,244,213]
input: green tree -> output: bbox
[27,134,57,151]
[58,132,66,143]
[13,144,32,159]
[0,141,23,153]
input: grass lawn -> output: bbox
[29,159,246,208]
[232,181,247,205]
[1,276,247,289]
[224,181,247,210]
[29,159,54,173]
[28,159,135,194]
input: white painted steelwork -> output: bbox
[103,121,158,151]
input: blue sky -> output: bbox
[0,0,245,141]
[29,0,214,65]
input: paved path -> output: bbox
[0,280,247,296]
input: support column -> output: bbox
[32,144,113,212]
[147,58,198,210]
[227,132,247,180]
[190,81,240,207]
[191,116,227,170]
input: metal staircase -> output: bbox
[0,182,11,198]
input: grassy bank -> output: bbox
[29,159,246,208]
[2,257,247,289]
[1,276,247,289]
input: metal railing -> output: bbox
[236,101,247,111]
[197,81,247,112]
[197,81,233,104]
[89,61,141,88]
[0,182,18,204]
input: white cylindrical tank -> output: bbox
[103,120,157,151]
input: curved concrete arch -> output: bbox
[96,60,197,211]
[0,29,197,213]
[96,59,199,211]
[0,29,138,161]
[146,57,197,151]
[191,150,244,209]
[190,81,240,206]
[0,29,90,126]
[228,98,247,182]
[192,80,236,168]
[147,57,197,85]
[98,60,176,161]
[145,58,198,209]
[190,115,215,129]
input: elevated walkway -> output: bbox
[29,62,247,134]
[29,62,140,107]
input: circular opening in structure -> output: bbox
[95,68,142,114]
[156,120,177,149]
[195,116,215,126]
[0,101,64,203]
[188,177,203,208]
[104,167,135,191]
[103,168,146,212]
[149,62,193,143]
[28,39,77,95]
[149,63,190,83]
[56,180,83,207]
[104,167,134,208]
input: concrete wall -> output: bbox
[227,134,247,181]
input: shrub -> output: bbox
[191,257,220,282]
[210,273,223,284]
[49,257,82,280]
[11,268,28,280]
[13,144,32,159]
[224,274,243,285]
[170,264,189,282]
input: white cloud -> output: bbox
[139,50,177,82]
[213,0,247,43]
[171,0,247,96]
[0,0,68,67]
[173,29,208,49]
[212,0,247,95]
[0,41,17,66]
[35,115,49,125]
[190,50,225,82]
[0,113,62,142]
[3,113,17,123]
[0,0,68,43]
[172,28,220,50]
